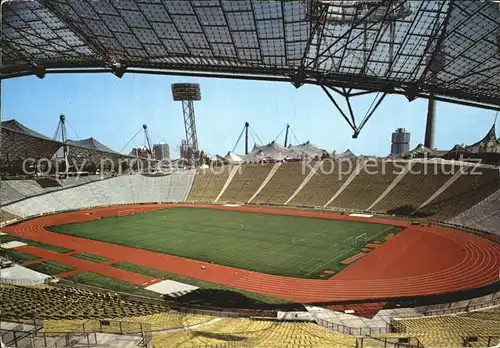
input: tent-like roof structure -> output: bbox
[245,141,298,162]
[2,119,53,141]
[289,141,328,159]
[1,119,131,171]
[224,151,244,164]
[395,143,448,159]
[464,124,500,154]
[1,120,63,167]
[3,0,500,112]
[66,138,120,154]
[335,149,357,160]
[63,137,129,166]
[440,144,471,160]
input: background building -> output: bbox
[130,146,150,158]
[391,128,410,155]
[153,142,170,161]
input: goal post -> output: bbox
[344,236,354,247]
[355,233,367,247]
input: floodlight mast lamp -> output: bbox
[171,83,201,156]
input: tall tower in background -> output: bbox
[391,128,410,155]
[171,83,201,157]
[153,143,170,161]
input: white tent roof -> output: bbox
[225,151,244,164]
[336,149,357,159]
[289,141,328,159]
[244,141,298,162]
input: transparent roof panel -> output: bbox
[2,0,500,108]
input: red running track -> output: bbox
[2,204,499,304]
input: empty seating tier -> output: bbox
[2,173,195,217]
[0,285,168,320]
[371,163,454,215]
[419,167,500,220]
[448,188,500,235]
[289,160,354,207]
[391,311,500,347]
[218,165,273,203]
[187,167,231,202]
[329,162,402,211]
[44,312,212,332]
[153,317,357,348]
[252,162,310,205]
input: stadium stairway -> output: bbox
[247,162,281,203]
[328,162,402,211]
[419,166,500,220]
[252,162,310,205]
[371,163,455,215]
[187,166,231,202]
[288,161,355,207]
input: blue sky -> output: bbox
[2,73,498,158]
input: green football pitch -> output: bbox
[48,207,404,279]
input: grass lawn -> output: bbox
[65,272,160,298]
[48,207,404,278]
[72,252,109,263]
[1,249,39,262]
[27,260,75,276]
[111,262,289,304]
[0,234,73,254]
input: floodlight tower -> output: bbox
[171,83,201,157]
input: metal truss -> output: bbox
[1,123,132,172]
[321,86,387,138]
[2,0,500,112]
[182,100,199,154]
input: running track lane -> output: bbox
[2,204,500,304]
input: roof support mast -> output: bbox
[232,122,250,155]
[245,122,249,155]
[284,124,290,148]
[54,114,69,175]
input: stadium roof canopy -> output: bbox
[1,119,62,167]
[1,119,133,170]
[2,0,500,135]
